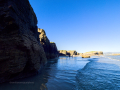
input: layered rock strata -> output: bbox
[0,0,47,83]
[38,28,59,59]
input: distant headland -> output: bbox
[59,50,103,58]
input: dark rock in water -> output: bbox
[82,55,90,58]
[50,42,59,58]
[38,28,59,59]
[0,0,47,83]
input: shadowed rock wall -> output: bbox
[38,28,59,59]
[0,0,47,83]
[50,42,59,58]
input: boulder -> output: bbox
[82,55,90,58]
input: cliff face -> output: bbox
[67,50,77,56]
[59,50,77,56]
[79,51,103,58]
[38,28,59,59]
[0,0,47,83]
[50,42,59,58]
[59,50,68,56]
[84,51,103,55]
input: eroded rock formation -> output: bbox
[59,50,78,56]
[38,28,59,59]
[83,51,103,56]
[59,50,68,56]
[0,0,47,83]
[80,51,103,58]
[67,50,77,56]
[50,42,59,58]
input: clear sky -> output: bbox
[29,0,120,53]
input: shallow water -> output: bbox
[0,56,120,90]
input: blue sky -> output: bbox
[29,0,120,53]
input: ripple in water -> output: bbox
[0,56,120,90]
[76,57,120,90]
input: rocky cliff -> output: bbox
[84,51,103,55]
[67,50,77,56]
[59,50,68,56]
[38,28,59,59]
[50,42,59,58]
[0,0,47,83]
[59,50,78,56]
[80,51,103,58]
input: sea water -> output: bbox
[0,55,120,90]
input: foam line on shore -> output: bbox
[100,55,120,61]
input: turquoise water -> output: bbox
[0,56,120,90]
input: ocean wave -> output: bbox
[100,55,120,61]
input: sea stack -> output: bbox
[0,0,47,83]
